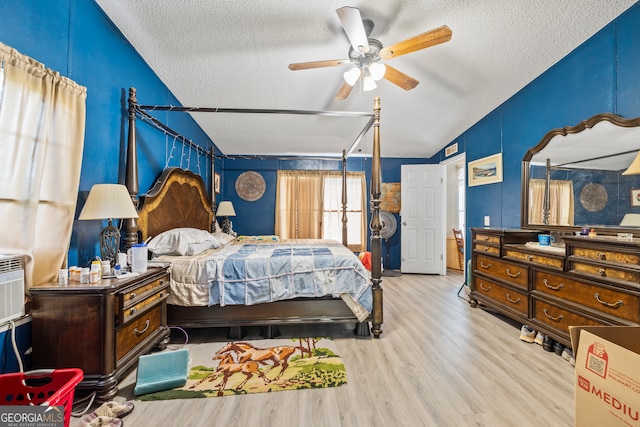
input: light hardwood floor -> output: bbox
[71,271,575,426]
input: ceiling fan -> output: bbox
[288,6,452,100]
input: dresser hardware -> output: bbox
[480,261,492,269]
[479,283,491,291]
[134,319,150,336]
[542,279,563,291]
[160,280,169,286]
[505,293,521,304]
[159,291,165,298]
[484,247,490,252]
[527,255,533,261]
[129,307,137,315]
[598,252,606,260]
[506,269,521,278]
[594,293,623,308]
[543,308,563,322]
[129,292,136,300]
[598,269,606,277]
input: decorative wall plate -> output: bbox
[580,182,608,212]
[235,171,266,202]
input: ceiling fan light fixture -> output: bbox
[362,74,377,91]
[369,63,386,81]
[343,67,361,86]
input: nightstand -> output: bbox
[30,267,170,401]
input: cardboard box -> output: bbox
[569,326,640,427]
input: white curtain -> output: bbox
[275,170,366,252]
[529,179,574,225]
[0,42,86,291]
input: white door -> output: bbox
[401,164,446,274]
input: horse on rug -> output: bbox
[215,341,299,382]
[189,352,269,396]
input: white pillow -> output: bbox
[148,227,220,256]
[212,231,236,246]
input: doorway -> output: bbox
[441,154,466,272]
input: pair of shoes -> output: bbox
[542,335,555,352]
[519,325,536,343]
[534,332,544,345]
[81,401,134,427]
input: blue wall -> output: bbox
[430,3,640,248]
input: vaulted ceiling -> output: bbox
[95,1,637,158]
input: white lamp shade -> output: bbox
[78,184,139,220]
[622,151,640,175]
[343,67,361,86]
[216,201,236,217]
[620,213,640,226]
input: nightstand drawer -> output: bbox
[571,246,640,265]
[116,305,162,361]
[119,273,169,323]
[474,243,500,255]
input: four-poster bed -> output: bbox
[122,87,383,338]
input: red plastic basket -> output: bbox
[0,368,83,427]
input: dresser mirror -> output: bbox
[521,113,640,236]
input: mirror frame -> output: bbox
[521,112,640,236]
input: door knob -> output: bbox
[402,221,407,225]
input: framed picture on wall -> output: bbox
[214,172,221,194]
[468,153,503,187]
[631,188,640,207]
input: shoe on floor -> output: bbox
[81,415,123,427]
[93,401,134,418]
[561,347,573,362]
[534,332,544,345]
[519,325,536,343]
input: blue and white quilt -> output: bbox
[162,240,372,321]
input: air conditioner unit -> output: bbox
[0,255,25,325]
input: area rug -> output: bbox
[137,337,346,400]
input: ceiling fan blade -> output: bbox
[380,25,452,59]
[335,81,356,100]
[383,65,419,91]
[288,59,350,71]
[336,6,370,54]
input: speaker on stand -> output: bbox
[380,211,401,277]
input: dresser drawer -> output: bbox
[532,298,606,336]
[474,243,500,256]
[474,276,528,315]
[533,270,640,323]
[568,260,640,287]
[475,233,500,245]
[504,248,563,270]
[116,305,162,361]
[571,246,640,266]
[475,254,529,289]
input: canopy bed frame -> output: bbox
[122,87,384,338]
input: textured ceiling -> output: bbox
[95,0,637,158]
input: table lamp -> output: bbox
[79,184,139,264]
[216,201,236,235]
[620,213,640,227]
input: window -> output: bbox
[275,170,366,251]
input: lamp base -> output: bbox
[100,220,120,265]
[220,217,235,236]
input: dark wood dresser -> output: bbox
[30,267,170,400]
[470,228,640,347]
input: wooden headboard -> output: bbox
[137,168,213,241]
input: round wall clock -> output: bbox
[235,171,266,202]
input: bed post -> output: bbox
[370,97,383,338]
[341,149,348,247]
[122,87,140,249]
